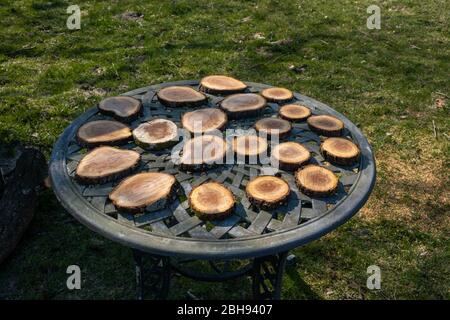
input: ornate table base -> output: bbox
[132,250,290,300]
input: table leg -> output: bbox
[252,251,288,300]
[132,249,171,300]
[133,250,288,300]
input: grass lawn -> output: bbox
[0,0,448,299]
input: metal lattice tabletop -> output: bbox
[50,79,375,259]
[49,80,375,299]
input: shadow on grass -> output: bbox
[0,198,448,299]
[285,267,322,300]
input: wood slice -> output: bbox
[246,176,290,210]
[320,137,360,166]
[279,104,311,122]
[199,75,247,95]
[295,165,338,197]
[133,118,179,150]
[180,135,227,171]
[189,182,235,220]
[219,93,266,119]
[109,172,177,213]
[232,135,268,161]
[76,120,132,147]
[307,115,344,137]
[75,146,140,185]
[157,86,207,107]
[98,96,141,122]
[254,118,292,139]
[271,142,311,171]
[181,108,227,134]
[261,87,293,103]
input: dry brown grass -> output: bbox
[360,139,449,234]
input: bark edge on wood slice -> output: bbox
[133,118,179,150]
[320,137,360,166]
[75,146,140,185]
[98,96,142,122]
[180,135,227,172]
[246,175,290,210]
[199,75,247,95]
[261,87,294,103]
[271,141,311,171]
[254,117,292,139]
[307,115,344,137]
[157,86,207,108]
[232,135,268,163]
[295,165,338,197]
[181,108,227,134]
[219,93,266,119]
[189,182,235,220]
[76,120,132,147]
[109,172,177,213]
[279,104,311,122]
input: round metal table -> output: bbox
[49,80,376,299]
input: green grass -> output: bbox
[0,0,449,299]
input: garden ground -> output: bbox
[0,0,448,299]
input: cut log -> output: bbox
[180,135,227,171]
[260,87,293,103]
[246,175,290,210]
[75,146,140,185]
[133,118,179,150]
[199,75,247,95]
[307,115,344,137]
[109,172,177,213]
[232,135,268,162]
[181,108,227,134]
[295,165,338,197]
[219,93,266,119]
[76,120,132,147]
[189,182,235,220]
[98,96,142,122]
[157,86,207,108]
[254,117,292,139]
[320,137,360,166]
[0,145,47,265]
[279,104,311,122]
[271,142,310,171]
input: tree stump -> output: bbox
[75,146,140,185]
[199,75,247,95]
[0,145,47,264]
[98,96,142,122]
[181,108,227,134]
[219,93,266,119]
[307,115,344,137]
[279,104,311,122]
[254,118,292,139]
[320,137,360,166]
[295,165,338,197]
[260,87,293,103]
[109,172,177,213]
[232,135,268,162]
[156,86,207,108]
[76,120,132,147]
[246,176,290,210]
[180,135,227,171]
[133,119,179,150]
[271,142,310,171]
[189,182,235,220]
